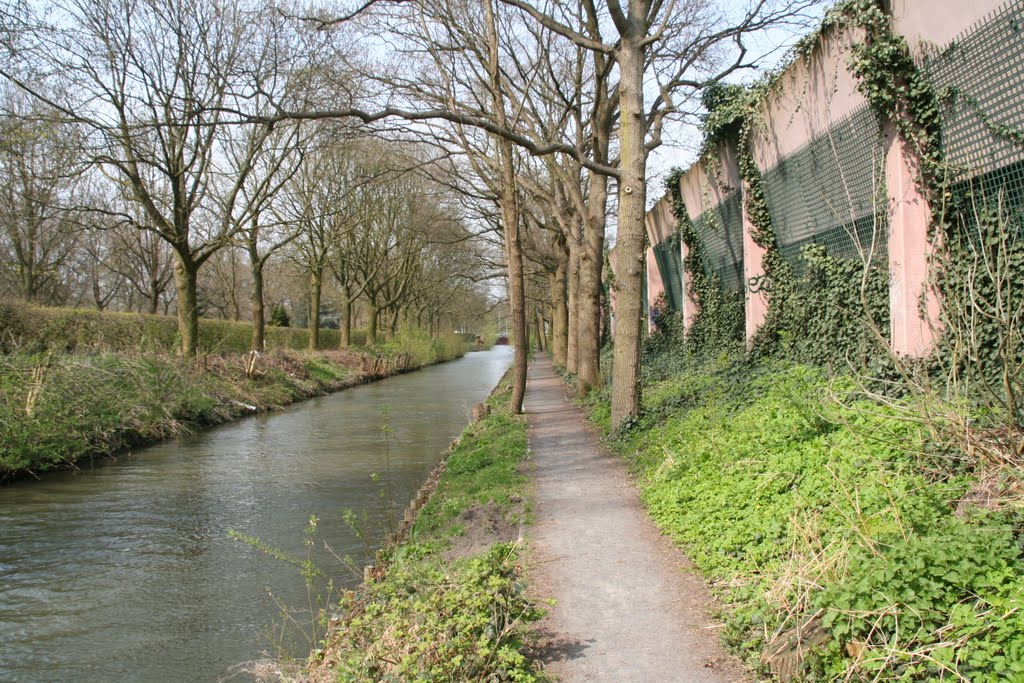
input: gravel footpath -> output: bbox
[525,355,751,683]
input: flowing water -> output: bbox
[0,346,513,682]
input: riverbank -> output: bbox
[584,350,1024,681]
[0,304,470,480]
[302,372,546,682]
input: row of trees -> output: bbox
[0,1,494,351]
[1,0,817,426]
[0,92,494,348]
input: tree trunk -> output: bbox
[484,0,526,413]
[173,254,200,357]
[250,258,265,351]
[389,307,400,337]
[339,286,351,348]
[502,190,528,413]
[535,308,545,351]
[229,260,241,322]
[577,176,607,393]
[367,303,378,346]
[92,275,104,311]
[610,32,647,428]
[308,267,322,350]
[566,239,581,373]
[550,251,569,365]
[148,277,160,315]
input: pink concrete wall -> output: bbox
[751,27,867,174]
[645,246,666,333]
[885,126,941,354]
[640,0,1013,356]
[741,188,770,345]
[680,235,697,331]
[677,143,739,221]
[891,0,1004,55]
[674,144,741,334]
[644,196,676,246]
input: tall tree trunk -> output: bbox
[308,267,322,350]
[577,180,606,393]
[339,285,351,348]
[172,253,200,357]
[148,277,160,315]
[390,307,400,337]
[92,276,104,311]
[484,0,526,413]
[367,303,378,346]
[578,48,613,393]
[535,308,545,351]
[550,250,569,365]
[566,239,581,373]
[229,260,241,322]
[610,31,647,428]
[250,258,265,351]
[501,189,528,413]
[148,244,161,315]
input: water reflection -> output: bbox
[0,346,513,682]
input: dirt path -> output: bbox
[525,355,750,683]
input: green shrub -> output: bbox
[0,302,362,354]
[375,326,468,367]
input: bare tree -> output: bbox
[495,0,819,425]
[4,0,324,354]
[0,87,82,304]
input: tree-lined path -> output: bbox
[525,355,749,682]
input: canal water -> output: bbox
[0,346,513,682]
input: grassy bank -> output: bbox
[587,353,1024,682]
[0,306,470,480]
[306,375,546,682]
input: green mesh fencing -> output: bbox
[691,191,745,293]
[652,236,684,311]
[760,105,888,272]
[926,0,1024,176]
[926,0,1024,234]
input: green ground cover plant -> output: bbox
[309,376,545,682]
[587,347,1024,682]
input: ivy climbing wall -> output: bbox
[645,197,684,313]
[642,0,1019,356]
[750,25,887,272]
[675,143,745,299]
